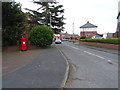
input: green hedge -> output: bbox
[29,25,54,47]
[80,38,120,45]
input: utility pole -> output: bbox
[49,12,51,26]
[73,22,74,39]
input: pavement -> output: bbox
[2,44,68,88]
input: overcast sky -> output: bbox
[15,0,119,35]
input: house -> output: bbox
[107,33,114,38]
[80,31,97,38]
[80,21,98,38]
[54,32,79,40]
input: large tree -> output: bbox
[26,1,65,34]
[2,2,27,47]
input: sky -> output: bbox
[15,0,119,35]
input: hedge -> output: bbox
[29,25,54,47]
[80,38,120,45]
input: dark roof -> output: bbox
[61,33,79,36]
[68,34,79,36]
[80,21,98,28]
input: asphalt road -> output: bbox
[56,41,118,88]
[3,46,68,88]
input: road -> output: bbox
[56,41,118,88]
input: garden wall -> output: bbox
[79,41,119,50]
[70,40,119,50]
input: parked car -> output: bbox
[55,39,62,44]
[61,39,68,41]
[92,35,104,39]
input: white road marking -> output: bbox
[65,44,79,50]
[83,51,115,65]
[107,60,113,64]
[84,51,105,59]
[70,46,79,50]
[65,43,115,65]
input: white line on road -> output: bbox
[64,44,79,50]
[70,46,79,50]
[64,44,116,65]
[83,51,116,65]
[84,51,105,59]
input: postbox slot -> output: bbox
[23,42,26,44]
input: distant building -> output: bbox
[54,32,79,40]
[107,33,114,38]
[54,34,60,39]
[114,1,120,38]
[80,21,98,38]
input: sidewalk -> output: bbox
[3,49,44,75]
[2,45,68,88]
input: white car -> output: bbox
[55,39,62,44]
[92,35,104,39]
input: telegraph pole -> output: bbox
[73,22,74,39]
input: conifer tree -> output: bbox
[26,1,65,34]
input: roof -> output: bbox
[80,21,98,28]
[68,34,79,36]
[80,31,97,33]
[60,33,79,36]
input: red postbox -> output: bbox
[20,38,27,51]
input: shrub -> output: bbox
[29,25,54,47]
[80,38,120,44]
[80,36,86,39]
[70,37,74,40]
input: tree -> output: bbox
[2,2,27,47]
[29,25,53,47]
[25,1,65,34]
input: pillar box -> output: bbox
[20,38,27,51]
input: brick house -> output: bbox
[80,21,98,38]
[54,32,79,40]
[80,31,97,38]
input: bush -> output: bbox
[80,36,86,39]
[80,38,120,44]
[29,25,54,47]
